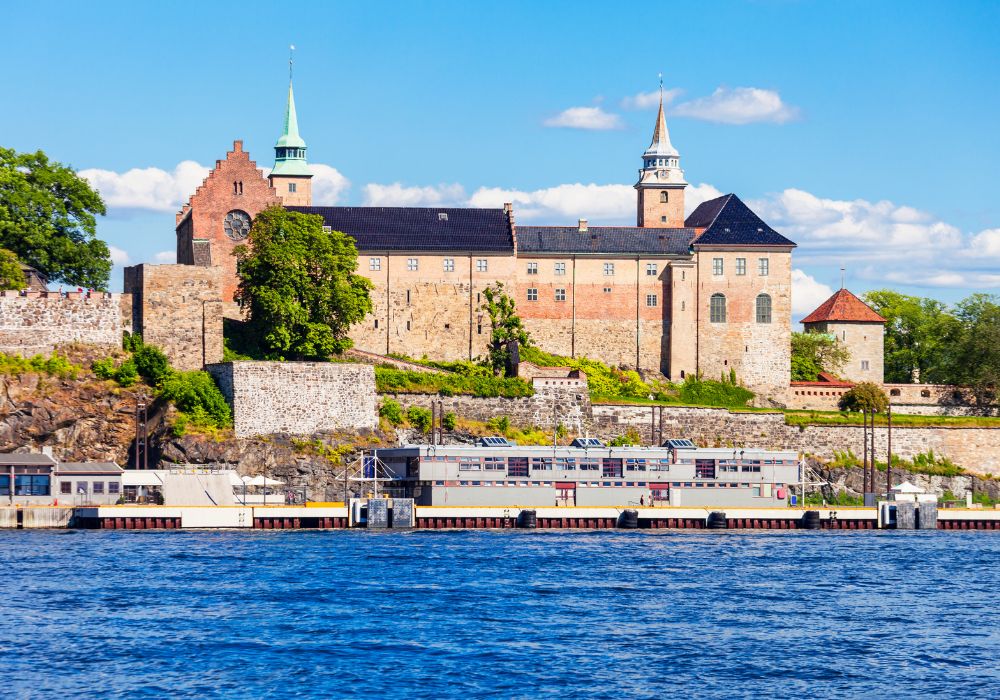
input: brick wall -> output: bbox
[123,264,224,371]
[208,361,377,437]
[0,291,124,355]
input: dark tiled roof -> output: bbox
[800,288,886,324]
[686,194,795,247]
[288,206,514,253]
[517,226,694,256]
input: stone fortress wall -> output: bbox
[208,361,377,438]
[0,290,128,356]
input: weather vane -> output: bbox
[289,44,295,82]
[658,71,663,98]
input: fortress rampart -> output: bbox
[0,290,128,356]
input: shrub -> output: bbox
[122,331,143,353]
[379,398,404,425]
[0,352,82,379]
[374,366,532,398]
[678,376,754,408]
[442,412,457,431]
[486,415,511,434]
[91,357,117,380]
[609,429,641,446]
[114,360,139,387]
[133,344,171,385]
[406,405,433,433]
[158,371,232,427]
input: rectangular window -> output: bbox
[288,182,297,193]
[861,360,870,371]
[93,481,105,494]
[646,294,658,307]
[646,263,657,276]
[555,262,566,276]
[758,258,769,276]
[476,259,488,272]
[712,258,724,276]
[443,258,455,272]
[407,258,418,271]
[604,262,615,276]
[555,288,566,302]
[695,460,716,479]
[736,258,746,276]
[109,482,120,494]
[603,287,612,294]
[0,475,9,496]
[369,257,381,271]
[60,481,72,495]
[15,475,51,496]
[507,457,528,478]
[527,262,538,275]
[601,459,623,479]
[527,288,538,302]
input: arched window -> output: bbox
[756,293,772,323]
[710,293,727,323]
[659,191,668,203]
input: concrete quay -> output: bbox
[2,504,998,530]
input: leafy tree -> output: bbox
[863,289,957,383]
[480,282,531,375]
[838,381,889,413]
[234,207,373,360]
[0,147,111,288]
[0,248,26,290]
[941,294,1000,408]
[790,331,850,381]
[133,344,171,385]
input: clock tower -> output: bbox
[635,84,687,228]
[268,77,313,206]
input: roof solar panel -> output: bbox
[571,437,605,448]
[479,436,511,447]
[664,439,696,449]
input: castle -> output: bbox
[156,76,797,398]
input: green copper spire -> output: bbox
[272,56,311,177]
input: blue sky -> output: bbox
[4,0,999,314]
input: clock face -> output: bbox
[223,210,252,241]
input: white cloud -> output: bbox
[791,269,834,319]
[80,161,210,212]
[154,250,176,263]
[964,228,1000,258]
[684,183,725,217]
[362,183,467,207]
[673,87,799,125]
[543,106,624,130]
[620,88,683,110]
[470,183,634,222]
[108,245,130,265]
[307,164,350,204]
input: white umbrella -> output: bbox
[245,475,284,487]
[227,472,245,487]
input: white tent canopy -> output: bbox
[891,481,926,494]
[244,475,284,487]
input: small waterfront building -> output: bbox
[375,438,800,508]
[55,463,124,505]
[0,453,57,505]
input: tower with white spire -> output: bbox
[635,79,687,228]
[269,49,313,206]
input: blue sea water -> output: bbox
[1,530,998,699]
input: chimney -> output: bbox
[578,218,588,232]
[502,202,512,214]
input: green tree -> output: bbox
[0,147,111,288]
[863,289,957,383]
[234,207,373,360]
[480,282,531,375]
[0,248,27,290]
[942,294,1000,408]
[790,331,850,381]
[838,381,889,413]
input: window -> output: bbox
[555,288,566,302]
[438,212,449,221]
[710,293,727,323]
[604,262,615,276]
[555,262,566,276]
[323,226,332,232]
[659,191,668,203]
[15,475,50,496]
[756,293,772,324]
[527,262,538,275]
[861,360,870,371]
[406,321,411,331]
[407,258,418,271]
[660,216,667,223]
[712,258,723,276]
[527,288,538,302]
[476,259,488,272]
[681,301,685,311]
[758,258,769,276]
[406,290,411,305]
[890,389,901,397]
[288,182,297,193]
[646,294,658,307]
[109,482,120,494]
[369,257,381,271]
[921,389,931,398]
[0,475,7,496]
[736,258,747,276]
[443,258,455,272]
[60,481,71,495]
[603,287,612,294]
[93,481,105,494]
[646,263,657,276]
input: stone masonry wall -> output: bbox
[208,361,377,437]
[124,264,224,371]
[592,404,1000,476]
[0,291,125,355]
